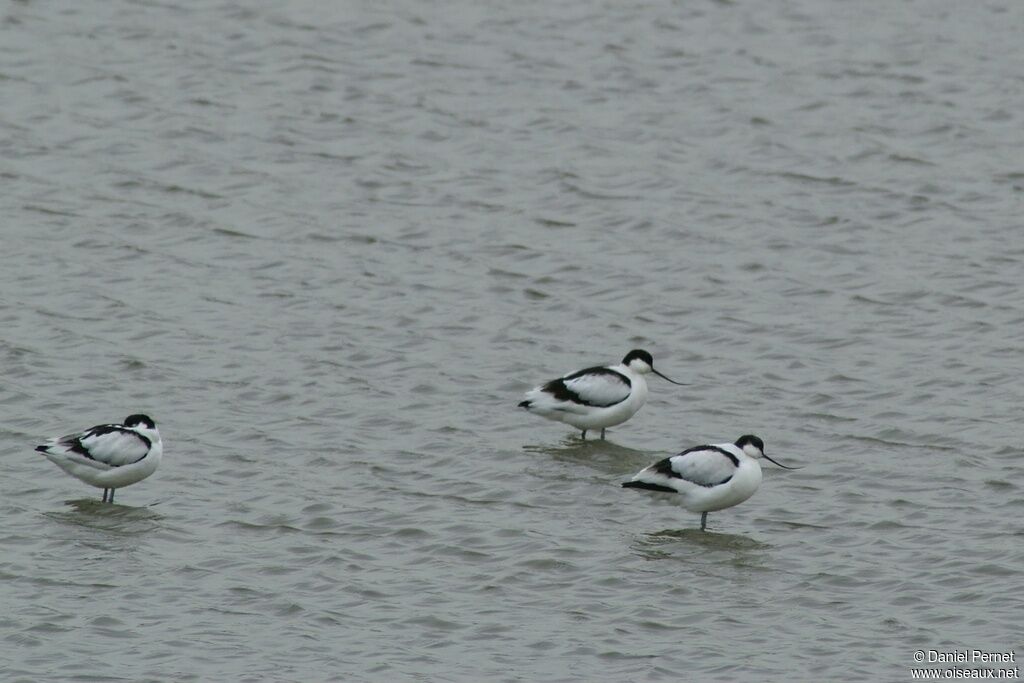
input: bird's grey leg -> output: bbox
[581,430,587,440]
[109,489,115,504]
[102,489,109,503]
[600,428,606,439]
[700,512,708,531]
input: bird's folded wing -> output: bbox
[657,446,738,487]
[550,367,631,408]
[61,426,151,467]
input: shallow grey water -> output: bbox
[2,1,1023,681]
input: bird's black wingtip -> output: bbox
[34,445,48,453]
[518,400,531,409]
[622,481,678,493]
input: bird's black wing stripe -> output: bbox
[676,444,740,467]
[653,456,680,478]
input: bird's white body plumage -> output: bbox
[627,441,763,513]
[623,435,794,530]
[521,361,649,432]
[36,416,162,494]
[519,349,682,438]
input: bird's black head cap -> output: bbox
[124,414,156,429]
[735,434,764,452]
[622,349,654,366]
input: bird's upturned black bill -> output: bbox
[764,453,801,469]
[653,369,686,386]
